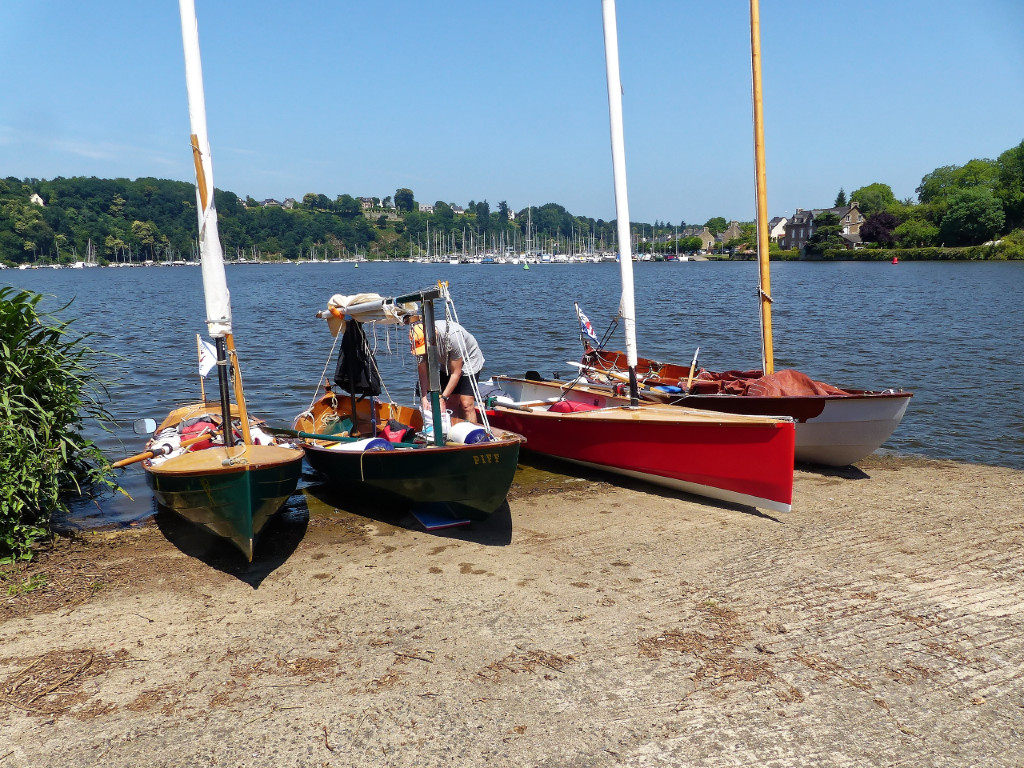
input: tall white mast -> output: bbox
[601,0,639,404]
[179,0,232,338]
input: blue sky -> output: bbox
[2,1,1022,225]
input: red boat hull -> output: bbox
[485,389,794,512]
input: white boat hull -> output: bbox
[794,395,911,466]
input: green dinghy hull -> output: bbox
[145,444,304,560]
[302,437,520,520]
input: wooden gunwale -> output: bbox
[146,444,302,475]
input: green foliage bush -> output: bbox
[0,287,116,561]
[819,243,1022,261]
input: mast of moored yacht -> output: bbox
[601,0,639,406]
[178,0,252,444]
[749,0,775,375]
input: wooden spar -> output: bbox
[190,134,208,210]
[568,360,632,385]
[112,431,218,469]
[750,0,775,375]
[265,426,419,449]
[601,0,639,407]
[225,334,253,445]
[684,347,701,391]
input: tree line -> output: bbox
[0,177,631,265]
[2,136,1022,265]
[802,139,1024,255]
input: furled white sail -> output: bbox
[178,0,232,338]
[600,0,638,375]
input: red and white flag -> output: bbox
[575,303,601,348]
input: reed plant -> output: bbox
[0,287,116,562]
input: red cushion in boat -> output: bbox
[547,400,600,413]
[180,419,217,451]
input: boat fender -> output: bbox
[447,421,491,444]
[249,426,276,445]
[149,434,182,457]
[327,437,394,452]
[146,436,182,466]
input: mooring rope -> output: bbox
[305,329,341,416]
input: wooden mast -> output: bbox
[750,0,775,375]
[180,0,251,445]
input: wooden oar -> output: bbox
[111,432,217,469]
[265,426,420,449]
[684,347,700,392]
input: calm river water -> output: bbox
[5,259,1023,526]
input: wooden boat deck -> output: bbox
[500,400,792,426]
[148,444,302,475]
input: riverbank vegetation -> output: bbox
[802,140,1024,259]
[0,288,116,562]
[1,138,1022,265]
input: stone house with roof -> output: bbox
[720,220,742,243]
[781,202,864,251]
[677,226,717,252]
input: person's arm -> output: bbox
[442,358,464,401]
[417,357,430,411]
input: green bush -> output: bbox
[773,249,801,261]
[818,244,1023,261]
[0,287,116,561]
[999,229,1024,259]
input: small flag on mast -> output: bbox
[198,338,217,378]
[575,303,601,348]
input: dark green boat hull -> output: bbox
[303,439,520,520]
[145,451,303,559]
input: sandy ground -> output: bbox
[1,455,1023,768]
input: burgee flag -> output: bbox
[575,303,601,348]
[198,339,217,378]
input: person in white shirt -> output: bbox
[405,313,484,424]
